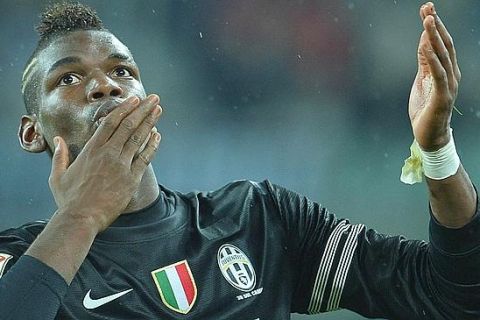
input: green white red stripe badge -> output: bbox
[151,260,197,314]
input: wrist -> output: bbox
[54,207,101,237]
[420,128,460,180]
[25,208,99,283]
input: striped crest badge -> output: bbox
[151,260,197,314]
[217,244,256,292]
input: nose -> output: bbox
[86,73,123,102]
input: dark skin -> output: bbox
[18,30,163,282]
[16,2,476,287]
[412,3,476,227]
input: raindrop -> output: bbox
[475,111,480,118]
[175,121,179,127]
[334,17,339,23]
[384,153,389,158]
[152,9,156,14]
[369,23,373,28]
[348,3,355,10]
[199,32,203,38]
[297,54,302,60]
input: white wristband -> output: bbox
[420,130,460,180]
[400,129,460,184]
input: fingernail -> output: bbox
[53,137,59,149]
[155,133,161,142]
[129,96,139,105]
[148,94,160,104]
[152,105,161,116]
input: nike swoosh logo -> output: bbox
[83,288,133,309]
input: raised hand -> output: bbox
[408,2,460,152]
[48,95,162,233]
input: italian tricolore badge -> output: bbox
[151,260,197,314]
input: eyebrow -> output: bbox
[108,53,132,61]
[47,56,81,75]
[47,53,133,76]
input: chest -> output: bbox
[57,225,294,319]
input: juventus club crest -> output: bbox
[217,244,256,292]
[151,260,197,314]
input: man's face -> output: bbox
[33,30,146,159]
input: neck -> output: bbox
[123,165,159,213]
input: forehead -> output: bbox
[37,30,133,72]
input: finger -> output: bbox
[121,104,162,161]
[423,15,454,87]
[419,2,434,21]
[131,132,161,176]
[49,136,70,186]
[421,42,448,92]
[87,96,140,148]
[417,31,430,76]
[434,15,461,80]
[107,94,159,151]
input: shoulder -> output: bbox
[166,180,278,236]
[161,179,274,203]
[0,220,48,245]
[0,220,48,271]
[187,179,274,203]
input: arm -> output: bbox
[410,2,476,228]
[0,95,162,319]
[277,3,479,318]
[267,181,480,319]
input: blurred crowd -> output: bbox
[1,1,480,319]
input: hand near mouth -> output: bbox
[48,94,163,234]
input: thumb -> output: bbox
[50,136,70,183]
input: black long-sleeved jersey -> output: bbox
[0,180,479,319]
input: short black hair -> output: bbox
[22,2,106,115]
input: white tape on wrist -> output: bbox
[400,129,460,184]
[420,131,460,180]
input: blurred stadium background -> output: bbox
[1,1,480,319]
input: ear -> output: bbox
[18,115,47,153]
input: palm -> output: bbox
[408,13,459,152]
[408,54,452,151]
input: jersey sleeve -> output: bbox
[264,181,480,319]
[0,225,68,320]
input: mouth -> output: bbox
[90,97,157,152]
[92,98,127,128]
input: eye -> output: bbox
[57,73,81,86]
[112,67,132,78]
